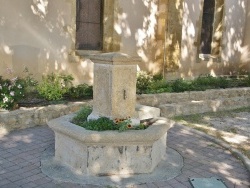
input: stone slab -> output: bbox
[189,177,227,188]
[41,146,183,187]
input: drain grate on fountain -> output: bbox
[189,177,228,188]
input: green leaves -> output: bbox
[37,73,73,101]
[72,107,147,132]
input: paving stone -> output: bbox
[0,124,249,188]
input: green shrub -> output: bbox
[72,107,147,132]
[37,73,73,101]
[191,75,229,90]
[147,80,172,93]
[67,84,93,99]
[72,106,92,125]
[136,71,153,94]
[170,79,192,92]
[82,117,118,131]
[0,76,25,110]
[22,67,38,94]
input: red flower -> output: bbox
[127,124,132,128]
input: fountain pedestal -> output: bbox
[87,53,140,124]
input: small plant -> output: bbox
[37,73,73,101]
[22,67,38,94]
[72,107,148,132]
[72,106,92,125]
[136,71,153,94]
[170,79,192,92]
[146,80,172,94]
[66,84,93,99]
[0,76,25,110]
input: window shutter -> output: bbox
[76,0,103,50]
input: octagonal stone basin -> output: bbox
[48,114,174,176]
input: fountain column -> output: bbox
[88,52,140,124]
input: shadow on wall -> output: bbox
[116,0,163,74]
[169,0,250,79]
[11,45,39,77]
[0,0,249,83]
[0,0,93,84]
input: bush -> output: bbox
[192,75,229,90]
[170,79,192,92]
[146,80,172,93]
[37,73,73,101]
[66,84,93,99]
[22,68,38,94]
[72,107,147,132]
[0,76,25,110]
[72,106,92,124]
[136,71,153,94]
[136,72,250,94]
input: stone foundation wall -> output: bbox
[137,87,250,117]
[0,101,91,134]
[1,88,250,134]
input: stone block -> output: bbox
[159,104,177,117]
[136,104,160,120]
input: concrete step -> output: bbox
[159,97,250,117]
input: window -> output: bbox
[198,0,224,60]
[200,0,215,55]
[76,0,103,51]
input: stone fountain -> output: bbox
[43,53,183,186]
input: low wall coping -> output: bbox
[48,114,174,145]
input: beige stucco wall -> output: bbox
[166,0,249,80]
[0,0,161,84]
[0,0,249,84]
[117,0,162,74]
[0,0,94,84]
[241,0,250,71]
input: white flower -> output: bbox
[10,91,15,96]
[3,96,8,103]
[11,77,18,82]
[17,84,22,89]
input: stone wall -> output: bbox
[137,87,250,117]
[1,88,250,134]
[0,101,91,134]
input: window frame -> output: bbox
[197,0,225,62]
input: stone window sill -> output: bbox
[76,50,102,57]
[199,54,221,62]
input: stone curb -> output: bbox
[174,123,250,173]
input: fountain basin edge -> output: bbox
[48,114,174,176]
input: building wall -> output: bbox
[0,0,249,84]
[241,0,250,72]
[0,0,93,84]
[165,0,249,80]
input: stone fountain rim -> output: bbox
[48,114,174,145]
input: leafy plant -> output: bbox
[170,79,192,92]
[146,80,172,94]
[72,106,92,125]
[22,67,38,94]
[0,76,25,110]
[66,84,93,99]
[72,107,148,132]
[37,73,73,101]
[136,71,153,94]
